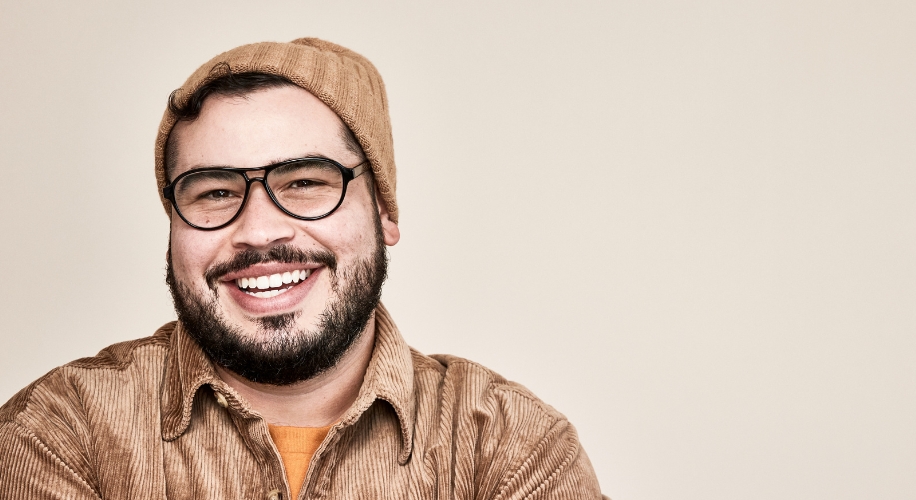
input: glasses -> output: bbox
[163,157,369,230]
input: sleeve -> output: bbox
[0,421,101,499]
[493,417,608,500]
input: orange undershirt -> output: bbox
[268,423,333,498]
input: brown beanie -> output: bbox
[154,37,398,223]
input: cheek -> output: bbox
[307,217,376,263]
[169,222,222,283]
[307,187,380,258]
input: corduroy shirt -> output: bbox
[0,305,606,499]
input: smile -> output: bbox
[235,269,312,298]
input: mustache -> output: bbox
[204,244,337,289]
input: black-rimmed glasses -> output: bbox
[163,157,369,230]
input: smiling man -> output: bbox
[0,38,605,499]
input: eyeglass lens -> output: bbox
[172,159,346,228]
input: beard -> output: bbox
[165,222,388,386]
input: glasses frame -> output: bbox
[163,156,370,231]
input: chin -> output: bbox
[166,228,388,385]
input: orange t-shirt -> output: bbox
[268,423,333,497]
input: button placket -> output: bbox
[247,416,292,500]
[299,424,343,498]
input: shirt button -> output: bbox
[214,391,228,408]
[266,488,282,500]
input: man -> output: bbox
[0,38,605,499]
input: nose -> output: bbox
[229,181,297,249]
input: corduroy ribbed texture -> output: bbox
[0,305,606,499]
[154,37,399,223]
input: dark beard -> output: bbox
[166,225,388,386]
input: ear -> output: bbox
[376,186,400,246]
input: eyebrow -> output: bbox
[174,169,240,194]
[179,152,331,172]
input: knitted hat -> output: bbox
[154,37,399,223]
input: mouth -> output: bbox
[234,269,313,298]
[218,262,324,315]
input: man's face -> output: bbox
[166,85,399,385]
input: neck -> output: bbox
[214,313,376,427]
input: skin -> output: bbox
[168,85,400,427]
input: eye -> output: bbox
[288,178,325,189]
[203,189,235,200]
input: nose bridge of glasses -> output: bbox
[242,168,268,182]
[241,169,271,198]
[229,176,287,228]
[245,173,274,201]
[243,168,294,216]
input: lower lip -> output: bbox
[223,268,322,315]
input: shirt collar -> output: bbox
[159,303,416,462]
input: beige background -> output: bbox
[1,0,914,498]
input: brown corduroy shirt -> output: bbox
[0,305,606,499]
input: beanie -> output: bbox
[154,37,398,223]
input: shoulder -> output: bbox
[410,349,570,451]
[413,350,564,421]
[408,350,603,498]
[0,322,176,426]
[0,322,176,494]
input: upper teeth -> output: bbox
[236,270,311,290]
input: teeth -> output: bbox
[246,286,293,298]
[236,270,311,292]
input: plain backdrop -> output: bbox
[1,1,914,498]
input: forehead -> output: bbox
[168,85,352,177]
